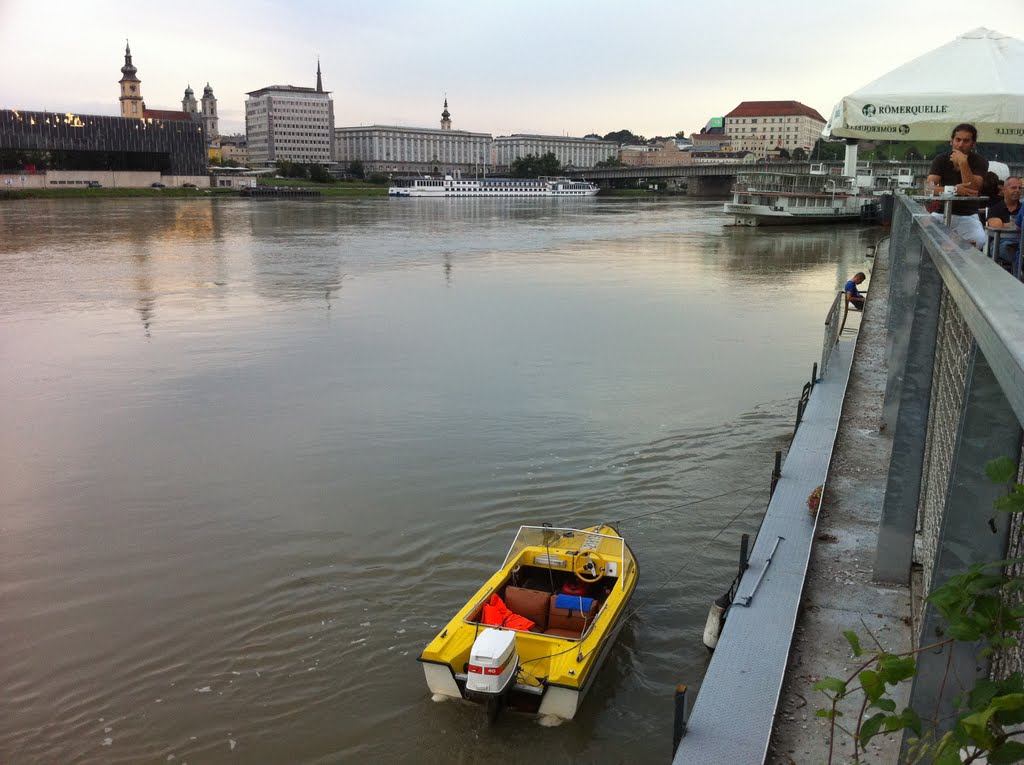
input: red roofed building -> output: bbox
[141,109,194,122]
[723,101,826,159]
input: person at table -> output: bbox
[927,123,989,250]
[845,272,867,311]
[987,176,1022,267]
[987,176,1021,229]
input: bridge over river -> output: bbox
[565,160,1023,196]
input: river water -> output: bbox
[0,196,874,763]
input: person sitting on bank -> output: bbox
[986,176,1021,267]
[845,272,867,311]
[927,123,989,250]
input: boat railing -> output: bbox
[737,173,858,195]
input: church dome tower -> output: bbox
[182,84,197,113]
[118,41,144,118]
[200,82,219,142]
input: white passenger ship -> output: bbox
[723,163,915,226]
[388,175,599,198]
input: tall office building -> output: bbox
[245,61,335,167]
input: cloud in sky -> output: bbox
[1,1,1021,138]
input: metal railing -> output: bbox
[873,193,1024,746]
[820,291,845,374]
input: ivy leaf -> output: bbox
[996,490,1024,514]
[877,654,917,685]
[986,457,1018,484]
[859,669,884,703]
[844,630,863,657]
[933,737,966,765]
[960,707,998,750]
[859,712,886,746]
[814,677,848,697]
[816,708,836,719]
[988,740,1024,765]
[871,697,897,712]
[899,707,922,736]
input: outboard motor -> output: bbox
[466,628,518,721]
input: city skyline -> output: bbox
[1,1,1022,141]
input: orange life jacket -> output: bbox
[481,593,535,631]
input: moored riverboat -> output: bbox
[723,163,915,226]
[388,175,599,197]
[419,523,638,724]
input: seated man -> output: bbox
[927,123,989,250]
[845,272,866,311]
[986,176,1021,267]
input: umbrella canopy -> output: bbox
[823,27,1024,144]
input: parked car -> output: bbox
[86,181,102,188]
[182,183,197,188]
[151,182,166,188]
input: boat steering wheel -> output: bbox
[574,551,605,583]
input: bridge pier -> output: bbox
[687,176,733,197]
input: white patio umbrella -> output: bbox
[823,27,1024,145]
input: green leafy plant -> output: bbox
[815,458,1024,763]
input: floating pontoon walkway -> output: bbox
[672,333,856,764]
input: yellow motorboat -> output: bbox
[418,523,638,723]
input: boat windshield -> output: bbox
[501,526,633,590]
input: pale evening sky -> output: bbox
[1,0,1022,139]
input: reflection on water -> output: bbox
[0,197,874,763]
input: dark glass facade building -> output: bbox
[0,109,207,175]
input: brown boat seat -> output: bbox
[545,594,599,639]
[503,586,551,632]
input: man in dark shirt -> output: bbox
[987,176,1021,266]
[927,123,989,250]
[987,176,1021,227]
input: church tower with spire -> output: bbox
[440,98,451,131]
[200,82,219,140]
[118,41,144,118]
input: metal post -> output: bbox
[874,244,942,584]
[904,345,1023,744]
[673,683,689,752]
[770,451,782,497]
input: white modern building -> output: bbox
[723,100,826,159]
[492,134,618,171]
[245,62,335,167]
[335,100,491,176]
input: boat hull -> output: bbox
[724,201,864,226]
